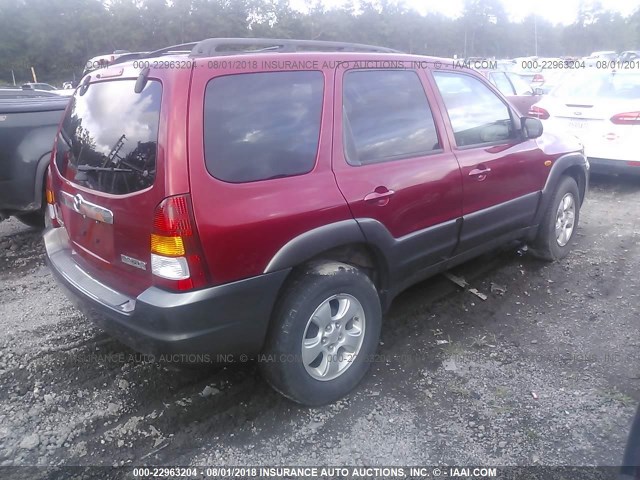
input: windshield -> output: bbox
[551,70,640,99]
[56,79,162,195]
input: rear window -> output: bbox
[56,79,161,195]
[552,71,640,99]
[203,71,323,183]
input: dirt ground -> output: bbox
[0,174,638,474]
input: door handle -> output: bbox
[468,166,492,181]
[364,187,395,206]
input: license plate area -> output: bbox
[568,119,588,130]
[59,191,115,262]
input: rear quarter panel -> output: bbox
[187,60,353,285]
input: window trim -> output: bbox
[489,71,516,96]
[202,70,325,184]
[431,70,521,150]
[341,68,444,167]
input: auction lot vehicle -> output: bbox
[22,82,59,92]
[22,82,74,97]
[0,95,69,226]
[45,38,589,405]
[531,69,640,176]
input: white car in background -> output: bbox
[529,69,640,176]
[21,82,74,97]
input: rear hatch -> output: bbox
[52,78,165,297]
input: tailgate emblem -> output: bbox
[121,254,147,271]
[60,191,114,224]
[73,194,83,211]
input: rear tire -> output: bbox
[15,211,45,229]
[261,261,381,406]
[534,175,580,261]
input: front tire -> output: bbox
[261,261,382,406]
[534,175,580,261]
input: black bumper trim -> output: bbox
[589,158,640,176]
[44,228,290,356]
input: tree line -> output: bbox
[0,0,639,85]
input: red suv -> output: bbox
[44,38,588,406]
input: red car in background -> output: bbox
[479,69,544,114]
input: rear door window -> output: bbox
[56,80,161,195]
[203,71,324,183]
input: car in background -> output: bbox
[0,95,70,226]
[618,50,640,62]
[495,59,517,72]
[510,69,545,90]
[535,69,573,95]
[0,87,60,99]
[584,50,617,67]
[22,82,57,91]
[589,50,617,60]
[479,70,543,114]
[22,83,74,97]
[530,69,640,175]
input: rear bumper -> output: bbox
[589,158,640,176]
[44,227,290,356]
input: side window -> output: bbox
[343,70,441,165]
[490,72,515,96]
[433,72,517,148]
[204,71,323,183]
[507,72,535,96]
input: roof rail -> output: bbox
[190,38,400,57]
[110,42,199,65]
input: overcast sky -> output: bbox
[289,0,640,25]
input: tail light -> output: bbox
[532,73,545,83]
[610,112,640,125]
[150,194,209,291]
[45,168,60,228]
[528,105,550,120]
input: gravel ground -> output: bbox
[0,174,638,473]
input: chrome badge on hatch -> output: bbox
[59,191,114,224]
[121,254,147,271]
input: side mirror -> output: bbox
[522,117,544,139]
[533,87,544,95]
